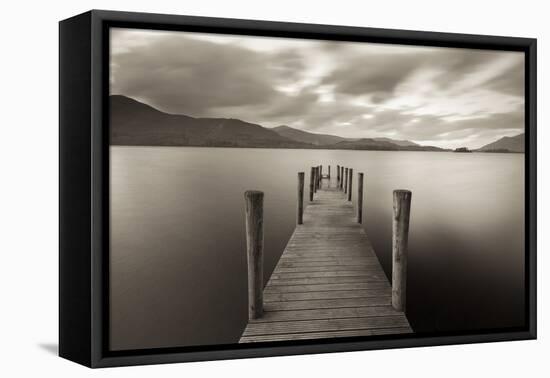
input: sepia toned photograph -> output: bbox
[108,27,526,351]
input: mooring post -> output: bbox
[348,168,353,201]
[344,168,348,193]
[313,167,317,193]
[317,166,320,190]
[340,166,344,189]
[309,167,315,201]
[337,165,340,182]
[244,190,264,319]
[357,172,364,223]
[320,165,323,177]
[297,172,304,224]
[328,165,331,179]
[392,189,412,312]
[318,165,322,189]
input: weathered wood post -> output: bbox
[244,190,264,319]
[337,165,340,182]
[328,165,331,179]
[309,167,315,201]
[357,172,364,223]
[317,166,320,189]
[297,172,304,225]
[340,166,344,189]
[348,168,353,201]
[318,165,322,189]
[344,168,348,193]
[313,167,318,193]
[392,189,412,312]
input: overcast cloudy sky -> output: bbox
[110,28,524,149]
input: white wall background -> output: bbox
[0,0,547,376]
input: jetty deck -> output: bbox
[239,174,412,343]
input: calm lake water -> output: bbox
[110,146,525,351]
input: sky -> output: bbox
[110,28,525,149]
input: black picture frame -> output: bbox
[59,9,537,368]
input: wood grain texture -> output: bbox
[240,327,413,343]
[244,191,264,319]
[239,176,412,342]
[297,172,304,225]
[348,168,353,201]
[357,172,364,223]
[309,167,315,202]
[344,168,348,193]
[392,189,412,312]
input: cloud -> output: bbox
[345,108,524,149]
[485,59,525,97]
[111,31,297,116]
[110,28,525,149]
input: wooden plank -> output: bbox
[264,289,390,302]
[284,246,374,251]
[287,234,369,238]
[267,276,389,286]
[278,260,379,266]
[264,296,391,311]
[264,281,389,294]
[282,253,376,259]
[278,259,380,267]
[270,270,386,280]
[249,305,401,323]
[274,265,383,273]
[242,316,409,336]
[283,248,375,253]
[240,327,413,343]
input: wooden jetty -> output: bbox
[240,166,412,343]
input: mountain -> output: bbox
[110,95,446,152]
[331,138,401,151]
[478,133,525,153]
[330,139,445,152]
[373,137,419,147]
[272,125,349,145]
[272,125,422,148]
[110,95,309,148]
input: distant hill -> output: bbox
[478,133,525,153]
[272,125,349,145]
[331,138,401,151]
[272,125,422,148]
[110,95,309,148]
[330,139,446,152]
[110,95,446,152]
[373,137,419,147]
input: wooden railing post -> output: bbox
[337,165,340,182]
[297,172,304,224]
[357,172,364,223]
[392,189,412,312]
[348,168,353,201]
[328,165,331,179]
[309,167,315,201]
[340,166,344,189]
[244,190,264,319]
[344,168,348,193]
